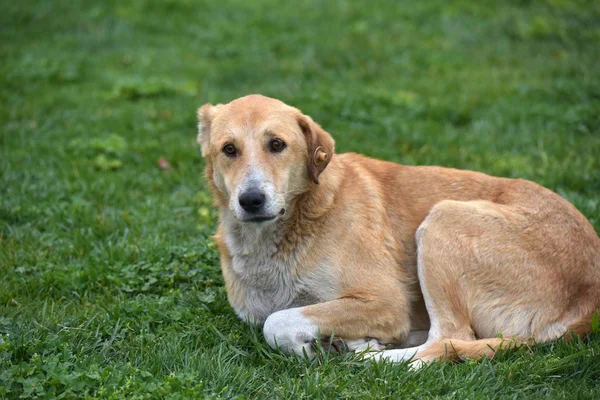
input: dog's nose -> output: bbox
[239,189,265,213]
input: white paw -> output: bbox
[263,308,319,358]
[345,338,387,353]
[407,358,427,370]
[365,346,423,362]
[365,351,426,369]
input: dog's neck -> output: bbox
[222,213,281,257]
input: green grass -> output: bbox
[1,0,600,398]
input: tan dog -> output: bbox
[197,94,600,366]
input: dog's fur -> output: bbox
[197,94,600,365]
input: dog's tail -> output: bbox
[419,309,600,363]
[417,337,527,363]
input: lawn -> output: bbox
[1,0,599,398]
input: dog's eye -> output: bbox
[270,139,286,153]
[223,143,237,157]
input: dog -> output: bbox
[197,94,600,366]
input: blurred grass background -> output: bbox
[1,0,599,398]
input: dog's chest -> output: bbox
[225,225,317,324]
[232,253,299,323]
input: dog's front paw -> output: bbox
[344,338,387,353]
[263,308,319,358]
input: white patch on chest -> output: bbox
[223,215,321,324]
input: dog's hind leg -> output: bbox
[376,199,600,366]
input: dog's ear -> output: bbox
[297,114,335,184]
[197,103,222,157]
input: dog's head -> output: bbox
[197,94,334,224]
